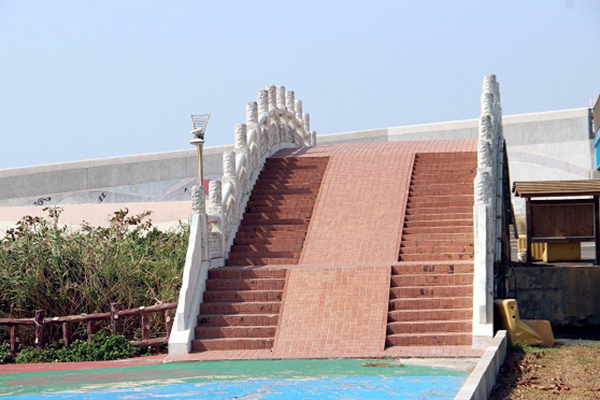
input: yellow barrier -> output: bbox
[494,299,554,346]
[545,243,581,262]
[517,236,544,261]
[517,236,580,262]
[522,320,555,347]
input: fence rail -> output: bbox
[0,302,177,355]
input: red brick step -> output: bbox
[386,320,472,335]
[386,333,471,346]
[197,314,279,327]
[192,338,274,351]
[387,151,476,349]
[387,308,472,322]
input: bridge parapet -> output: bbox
[473,75,513,349]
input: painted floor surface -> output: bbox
[0,359,468,399]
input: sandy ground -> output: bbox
[0,201,192,234]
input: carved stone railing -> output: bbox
[169,85,316,355]
[472,75,513,349]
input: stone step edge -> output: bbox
[386,332,472,338]
[388,307,473,315]
[389,296,472,302]
[195,325,278,331]
[387,319,472,325]
[200,301,281,306]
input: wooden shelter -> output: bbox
[513,180,600,264]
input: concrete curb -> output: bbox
[455,330,507,400]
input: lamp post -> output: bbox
[190,114,211,188]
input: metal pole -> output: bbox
[191,137,204,188]
[198,140,204,188]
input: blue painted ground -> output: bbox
[0,359,468,399]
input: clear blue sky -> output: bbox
[1,1,599,170]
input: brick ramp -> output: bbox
[272,265,390,358]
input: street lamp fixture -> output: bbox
[190,114,211,187]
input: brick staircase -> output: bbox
[386,263,474,346]
[193,267,286,351]
[193,156,328,352]
[388,152,476,347]
[399,152,476,262]
[225,157,329,266]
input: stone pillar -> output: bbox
[302,113,310,146]
[208,180,224,258]
[294,100,303,144]
[246,101,258,127]
[246,101,262,165]
[257,90,269,116]
[235,123,248,151]
[208,180,222,213]
[234,124,250,195]
[267,85,277,112]
[295,100,303,122]
[223,150,238,221]
[190,184,208,260]
[222,151,236,188]
[285,91,295,113]
[257,90,270,152]
[191,185,206,216]
[276,86,286,110]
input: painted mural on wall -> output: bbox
[14,177,213,207]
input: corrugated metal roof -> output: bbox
[513,180,600,198]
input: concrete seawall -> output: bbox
[0,108,593,218]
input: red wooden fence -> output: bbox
[0,302,177,355]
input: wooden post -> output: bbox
[110,303,121,335]
[594,196,600,265]
[62,322,72,347]
[10,325,18,355]
[141,312,149,341]
[164,309,172,339]
[87,320,95,343]
[34,310,46,350]
[526,198,532,264]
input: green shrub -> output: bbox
[0,328,9,343]
[0,343,14,364]
[0,207,188,343]
[13,347,49,364]
[14,333,147,364]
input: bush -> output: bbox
[0,207,188,343]
[13,333,147,364]
[0,343,13,364]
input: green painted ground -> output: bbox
[0,359,468,397]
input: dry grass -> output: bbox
[490,343,600,399]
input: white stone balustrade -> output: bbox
[169,85,315,355]
[473,74,508,349]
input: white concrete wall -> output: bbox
[0,146,232,207]
[0,108,592,210]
